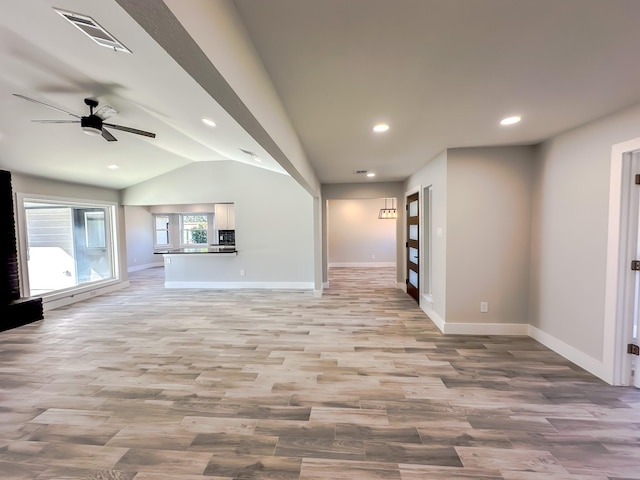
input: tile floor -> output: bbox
[0,267,639,479]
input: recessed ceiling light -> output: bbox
[202,118,217,127]
[373,123,389,133]
[366,172,376,177]
[107,164,119,170]
[500,115,521,126]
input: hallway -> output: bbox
[0,267,638,479]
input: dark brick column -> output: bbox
[1,170,43,331]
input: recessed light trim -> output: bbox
[500,115,521,126]
[366,172,376,177]
[107,164,119,170]
[373,123,389,133]
[202,118,217,127]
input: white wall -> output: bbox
[446,146,534,325]
[405,151,448,323]
[122,161,314,284]
[123,206,159,271]
[530,101,640,362]
[11,173,120,204]
[327,199,396,266]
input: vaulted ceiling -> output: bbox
[1,0,640,192]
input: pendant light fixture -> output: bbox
[378,197,397,219]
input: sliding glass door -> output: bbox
[20,197,118,296]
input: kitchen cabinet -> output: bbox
[215,203,235,230]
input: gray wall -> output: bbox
[122,161,314,284]
[123,206,158,270]
[530,101,640,361]
[405,146,534,328]
[327,198,396,266]
[12,173,120,204]
[446,146,534,324]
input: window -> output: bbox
[181,214,208,245]
[151,210,216,249]
[85,211,106,248]
[154,214,170,246]
[19,196,118,296]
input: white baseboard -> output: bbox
[419,303,610,382]
[328,262,396,268]
[128,262,164,273]
[419,301,527,336]
[43,280,130,311]
[528,325,609,382]
[164,281,314,290]
[396,282,406,290]
[443,322,529,336]
[422,304,445,333]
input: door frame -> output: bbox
[404,186,421,299]
[604,137,640,385]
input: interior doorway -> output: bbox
[326,198,397,275]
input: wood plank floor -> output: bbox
[0,266,639,479]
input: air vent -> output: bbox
[54,9,131,53]
[354,170,369,175]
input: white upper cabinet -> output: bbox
[215,203,235,230]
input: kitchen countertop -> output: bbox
[155,246,237,254]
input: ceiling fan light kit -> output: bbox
[80,108,103,136]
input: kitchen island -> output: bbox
[155,245,242,288]
[155,245,237,255]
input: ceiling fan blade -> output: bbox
[101,127,118,142]
[103,122,156,138]
[13,94,81,118]
[32,119,80,124]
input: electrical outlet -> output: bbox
[480,302,489,313]
[240,269,245,277]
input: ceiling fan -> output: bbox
[13,94,156,142]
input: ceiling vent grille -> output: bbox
[54,9,131,53]
[354,170,369,175]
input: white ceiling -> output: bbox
[1,0,640,190]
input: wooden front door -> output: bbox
[406,192,419,302]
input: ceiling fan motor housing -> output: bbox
[81,115,103,135]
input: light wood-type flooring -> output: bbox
[0,266,639,479]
